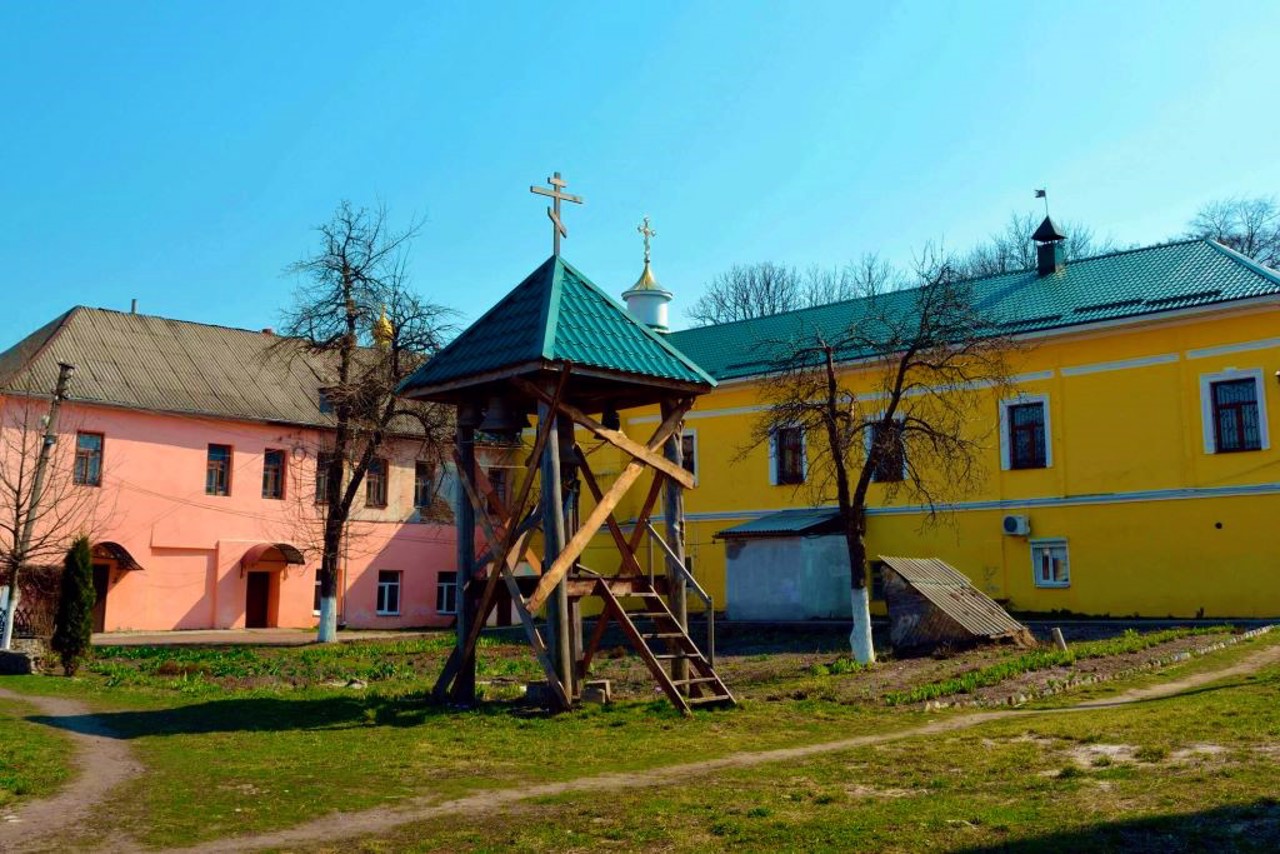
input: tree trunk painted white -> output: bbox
[317,594,338,643]
[848,585,875,664]
[0,587,18,650]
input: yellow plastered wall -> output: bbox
[574,302,1280,619]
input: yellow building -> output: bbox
[588,225,1280,619]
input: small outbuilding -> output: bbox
[717,509,851,621]
[877,555,1034,652]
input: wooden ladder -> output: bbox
[593,577,735,716]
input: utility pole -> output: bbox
[2,362,75,650]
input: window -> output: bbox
[680,430,697,479]
[262,449,285,499]
[436,571,458,615]
[315,452,336,504]
[313,571,322,616]
[318,389,335,415]
[74,432,103,486]
[365,457,388,507]
[206,444,231,495]
[1031,539,1070,588]
[1212,378,1262,452]
[1000,395,1052,471]
[486,467,511,507]
[770,426,805,485]
[869,420,905,483]
[1201,369,1269,454]
[414,461,435,509]
[376,570,401,615]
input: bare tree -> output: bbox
[800,254,900,308]
[959,212,1117,277]
[687,262,802,326]
[276,201,454,643]
[0,387,106,647]
[745,249,1020,662]
[1187,195,1280,268]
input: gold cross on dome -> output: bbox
[637,215,656,265]
[530,171,583,256]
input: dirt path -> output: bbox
[5,638,1278,854]
[174,639,1280,854]
[0,687,143,853]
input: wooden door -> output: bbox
[91,564,109,633]
[245,573,270,628]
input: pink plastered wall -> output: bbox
[0,396,460,631]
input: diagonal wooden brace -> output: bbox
[525,398,692,614]
[512,377,694,490]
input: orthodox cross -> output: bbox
[530,171,583,256]
[637,215,656,265]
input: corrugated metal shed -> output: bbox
[716,508,843,539]
[878,555,1031,648]
[0,307,352,429]
[667,239,1280,381]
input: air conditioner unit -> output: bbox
[1002,514,1031,536]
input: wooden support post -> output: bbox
[539,400,573,692]
[453,420,477,703]
[660,398,690,689]
[526,398,691,614]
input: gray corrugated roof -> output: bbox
[716,508,844,539]
[878,555,1027,639]
[0,307,340,428]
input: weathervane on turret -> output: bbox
[530,171,583,256]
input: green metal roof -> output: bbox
[669,239,1280,381]
[399,255,715,395]
[715,508,843,539]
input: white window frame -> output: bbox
[312,571,322,617]
[436,571,458,615]
[375,570,402,616]
[767,425,808,486]
[1199,368,1269,454]
[999,394,1052,471]
[680,428,698,485]
[863,414,907,483]
[1030,538,1070,589]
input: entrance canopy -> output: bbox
[716,508,843,540]
[93,541,143,570]
[240,543,306,572]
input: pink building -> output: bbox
[0,307,465,632]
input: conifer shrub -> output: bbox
[51,537,95,676]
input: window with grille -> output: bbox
[206,444,231,496]
[436,571,458,615]
[870,421,905,483]
[376,570,401,615]
[262,449,285,499]
[1211,378,1262,452]
[366,457,388,507]
[74,432,103,486]
[1008,402,1047,469]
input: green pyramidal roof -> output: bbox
[399,255,715,401]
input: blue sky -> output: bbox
[3,1,1279,347]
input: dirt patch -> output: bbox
[1068,743,1138,767]
[0,687,143,853]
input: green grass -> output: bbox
[3,624,1270,849]
[884,626,1232,706]
[0,697,75,808]
[330,653,1280,852]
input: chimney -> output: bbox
[130,298,138,314]
[261,327,275,336]
[1032,216,1067,276]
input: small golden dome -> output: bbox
[372,307,394,349]
[631,261,662,292]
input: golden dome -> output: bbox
[372,307,394,349]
